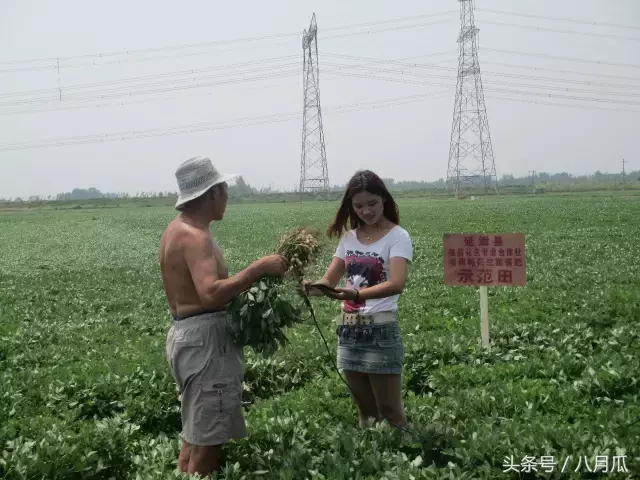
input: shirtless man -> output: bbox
[159,156,288,476]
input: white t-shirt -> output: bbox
[334,225,413,314]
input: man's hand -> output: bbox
[255,254,289,278]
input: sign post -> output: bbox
[480,285,489,346]
[443,233,526,347]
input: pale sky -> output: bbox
[0,0,638,198]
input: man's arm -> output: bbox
[183,231,267,309]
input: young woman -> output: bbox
[304,170,413,428]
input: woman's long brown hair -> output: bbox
[327,170,399,238]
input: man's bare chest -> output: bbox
[212,240,229,279]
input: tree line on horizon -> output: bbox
[2,169,638,203]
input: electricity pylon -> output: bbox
[446,0,498,198]
[299,13,329,199]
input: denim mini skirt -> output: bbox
[336,319,404,375]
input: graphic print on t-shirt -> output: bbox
[344,249,387,312]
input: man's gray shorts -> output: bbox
[166,311,247,446]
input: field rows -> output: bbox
[1,196,639,478]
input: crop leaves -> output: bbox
[1,197,639,478]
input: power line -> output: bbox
[2,87,633,153]
[0,79,299,117]
[5,53,640,116]
[0,51,454,101]
[0,91,451,152]
[0,19,455,75]
[0,48,300,75]
[0,64,302,107]
[9,66,639,118]
[0,68,301,109]
[480,60,640,83]
[0,35,296,67]
[327,69,640,107]
[0,84,637,153]
[0,11,456,70]
[8,51,638,112]
[322,52,640,89]
[319,18,454,41]
[5,48,640,118]
[0,55,299,98]
[0,57,453,116]
[316,10,456,32]
[477,19,640,42]
[483,93,640,115]
[482,48,640,70]
[322,63,640,100]
[0,53,457,114]
[476,8,640,31]
[0,62,439,111]
[328,53,640,87]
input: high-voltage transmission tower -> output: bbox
[446,0,498,198]
[299,13,330,199]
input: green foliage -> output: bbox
[226,228,320,357]
[226,277,306,357]
[0,196,639,479]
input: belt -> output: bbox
[336,311,397,326]
[173,308,226,321]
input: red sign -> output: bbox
[443,233,526,286]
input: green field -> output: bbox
[1,195,639,479]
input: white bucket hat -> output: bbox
[174,156,238,209]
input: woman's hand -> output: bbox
[322,287,359,301]
[298,257,346,298]
[300,279,329,297]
